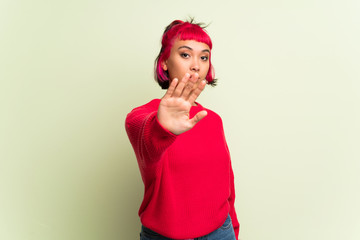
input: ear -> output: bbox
[161,60,168,71]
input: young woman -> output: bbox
[125,19,239,240]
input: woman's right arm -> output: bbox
[125,106,177,164]
[125,73,207,163]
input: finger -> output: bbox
[183,73,199,99]
[163,78,178,99]
[189,72,199,83]
[173,73,190,97]
[188,79,206,105]
[181,79,195,99]
[189,110,207,126]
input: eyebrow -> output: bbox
[178,46,210,53]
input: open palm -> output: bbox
[157,73,207,135]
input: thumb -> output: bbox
[189,110,207,127]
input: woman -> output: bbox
[125,19,239,240]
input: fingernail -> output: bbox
[185,73,190,78]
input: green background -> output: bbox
[1,0,359,239]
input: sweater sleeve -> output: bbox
[229,159,240,239]
[225,141,240,240]
[125,105,177,166]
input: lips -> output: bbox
[189,73,200,81]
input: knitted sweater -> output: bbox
[125,99,239,239]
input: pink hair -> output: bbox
[154,19,216,89]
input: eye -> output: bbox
[201,56,209,61]
[180,53,190,58]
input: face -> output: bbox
[162,39,210,88]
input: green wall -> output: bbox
[1,0,359,239]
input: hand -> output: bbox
[157,73,207,135]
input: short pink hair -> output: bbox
[154,19,217,89]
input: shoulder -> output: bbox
[196,103,223,124]
[129,99,160,113]
[197,103,222,119]
[205,108,220,118]
[125,99,160,125]
[126,99,160,117]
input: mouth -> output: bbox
[188,73,200,81]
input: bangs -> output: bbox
[177,24,212,49]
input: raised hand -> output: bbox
[157,73,207,135]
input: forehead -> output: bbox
[171,39,210,52]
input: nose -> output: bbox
[191,59,200,72]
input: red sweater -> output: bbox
[125,99,239,239]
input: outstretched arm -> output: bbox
[157,73,207,135]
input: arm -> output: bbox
[225,142,240,239]
[125,108,177,164]
[229,159,240,239]
[125,73,207,164]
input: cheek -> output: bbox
[202,63,210,76]
[168,61,187,77]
